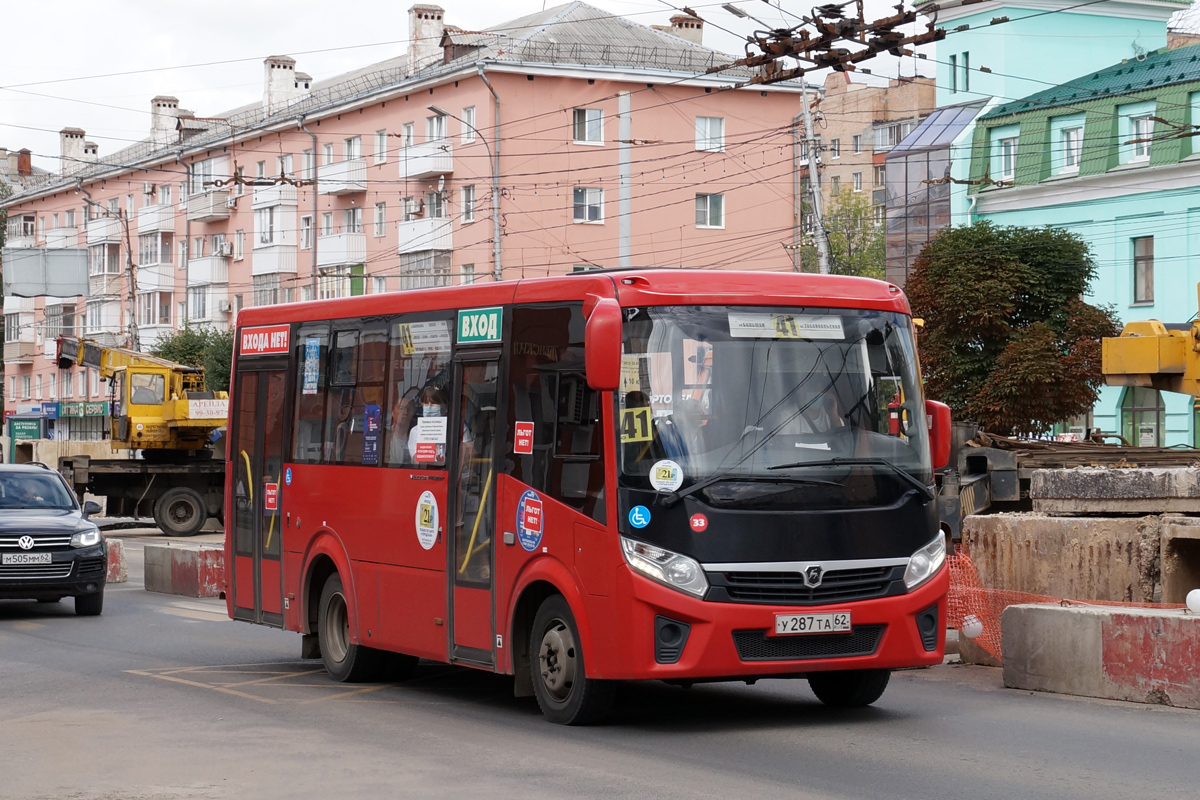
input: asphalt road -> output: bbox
[1,532,1197,800]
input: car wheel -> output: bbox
[75,590,104,617]
[808,669,890,708]
[317,574,382,682]
[154,487,208,537]
[530,595,614,725]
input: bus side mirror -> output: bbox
[585,297,622,391]
[926,400,951,470]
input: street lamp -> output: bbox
[428,103,502,281]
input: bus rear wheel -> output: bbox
[530,595,614,725]
[317,574,382,683]
[808,669,891,708]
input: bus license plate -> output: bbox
[2,552,51,565]
[774,612,851,636]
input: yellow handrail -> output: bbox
[458,467,493,575]
[240,450,254,503]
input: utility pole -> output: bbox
[78,182,137,351]
[798,83,831,275]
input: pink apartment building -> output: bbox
[0,2,808,439]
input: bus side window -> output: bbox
[291,324,329,464]
[507,304,606,523]
[339,323,388,466]
[325,329,360,464]
[384,315,453,468]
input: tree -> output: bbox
[824,191,884,279]
[906,221,1120,437]
[150,325,235,394]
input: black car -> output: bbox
[0,463,106,616]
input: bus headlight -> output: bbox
[620,536,708,597]
[903,533,946,590]
[71,524,102,549]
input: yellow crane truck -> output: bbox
[55,337,228,536]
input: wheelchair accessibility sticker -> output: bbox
[517,490,544,552]
[628,505,651,529]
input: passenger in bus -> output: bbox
[387,388,419,465]
[407,385,450,464]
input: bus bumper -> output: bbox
[602,563,949,681]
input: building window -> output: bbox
[1063,127,1083,170]
[372,276,387,294]
[23,375,32,400]
[426,114,447,142]
[401,123,414,148]
[1121,387,1165,447]
[852,172,863,192]
[276,154,293,177]
[399,251,451,291]
[830,176,841,196]
[852,134,862,154]
[695,193,724,228]
[321,213,333,237]
[256,207,276,246]
[461,107,476,143]
[961,51,970,92]
[302,149,315,179]
[695,116,725,152]
[300,216,313,249]
[137,292,172,326]
[35,374,42,400]
[375,130,387,164]
[256,161,266,180]
[425,191,445,219]
[949,54,958,93]
[322,144,334,165]
[188,287,208,321]
[1133,236,1154,304]
[1131,116,1153,160]
[873,203,885,225]
[462,185,475,223]
[873,165,886,186]
[829,139,841,159]
[572,187,604,223]
[48,372,57,400]
[461,263,475,284]
[573,108,604,144]
[374,203,386,237]
[4,314,18,342]
[999,137,1018,180]
[344,207,362,234]
[234,230,244,260]
[343,136,361,161]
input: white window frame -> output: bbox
[426,114,447,142]
[344,207,362,234]
[322,143,334,165]
[853,134,862,154]
[234,230,244,261]
[300,216,313,249]
[1131,116,1153,161]
[374,203,386,237]
[829,139,841,159]
[256,207,276,247]
[695,193,724,229]
[573,108,604,145]
[302,149,315,180]
[852,172,863,193]
[999,136,1018,179]
[374,130,387,164]
[462,185,476,223]
[401,123,415,148]
[461,263,475,285]
[695,116,725,152]
[461,107,476,143]
[372,276,387,294]
[572,187,604,223]
[1063,126,1083,171]
[343,136,361,161]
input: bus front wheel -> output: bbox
[529,595,614,725]
[317,574,382,683]
[808,669,891,708]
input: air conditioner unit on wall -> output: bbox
[143,182,155,195]
[216,242,234,257]
[218,300,232,313]
[225,196,238,209]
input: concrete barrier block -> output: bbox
[963,514,1159,603]
[1032,467,1200,514]
[105,538,127,584]
[1003,604,1200,709]
[1161,517,1200,604]
[143,542,224,598]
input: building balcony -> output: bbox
[86,216,122,245]
[252,184,297,208]
[398,141,454,181]
[3,341,36,364]
[138,264,173,293]
[187,189,231,222]
[5,235,36,249]
[188,255,229,286]
[317,232,366,268]
[83,331,121,349]
[139,324,173,351]
[318,159,367,194]
[397,217,452,254]
[89,273,125,299]
[252,244,297,276]
[44,227,79,249]
[137,204,176,234]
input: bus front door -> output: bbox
[230,367,288,627]
[447,357,500,665]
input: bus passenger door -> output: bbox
[231,367,288,626]
[448,357,500,665]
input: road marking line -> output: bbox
[300,684,391,704]
[125,669,278,704]
[224,669,326,688]
[160,607,229,623]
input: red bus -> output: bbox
[225,269,951,724]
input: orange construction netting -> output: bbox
[945,548,1185,662]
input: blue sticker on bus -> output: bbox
[628,505,651,529]
[285,468,292,486]
[517,489,544,552]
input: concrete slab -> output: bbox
[105,538,127,584]
[1161,517,1200,604]
[1003,603,1200,710]
[143,542,224,598]
[1032,467,1200,514]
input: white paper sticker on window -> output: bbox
[727,312,845,340]
[414,416,448,444]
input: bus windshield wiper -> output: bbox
[766,457,934,501]
[660,474,840,508]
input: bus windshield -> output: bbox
[618,305,931,508]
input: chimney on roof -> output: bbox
[654,13,703,45]
[151,96,181,146]
[17,148,32,177]
[59,128,87,176]
[83,141,99,163]
[1167,30,1200,50]
[408,4,446,75]
[263,56,311,116]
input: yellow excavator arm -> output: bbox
[1102,285,1200,398]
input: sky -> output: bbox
[0,0,935,172]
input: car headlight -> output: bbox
[71,524,102,549]
[620,536,708,597]
[903,532,946,590]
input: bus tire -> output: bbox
[808,669,891,708]
[154,487,208,537]
[317,574,382,683]
[529,595,613,725]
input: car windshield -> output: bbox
[0,473,77,510]
[618,305,931,508]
